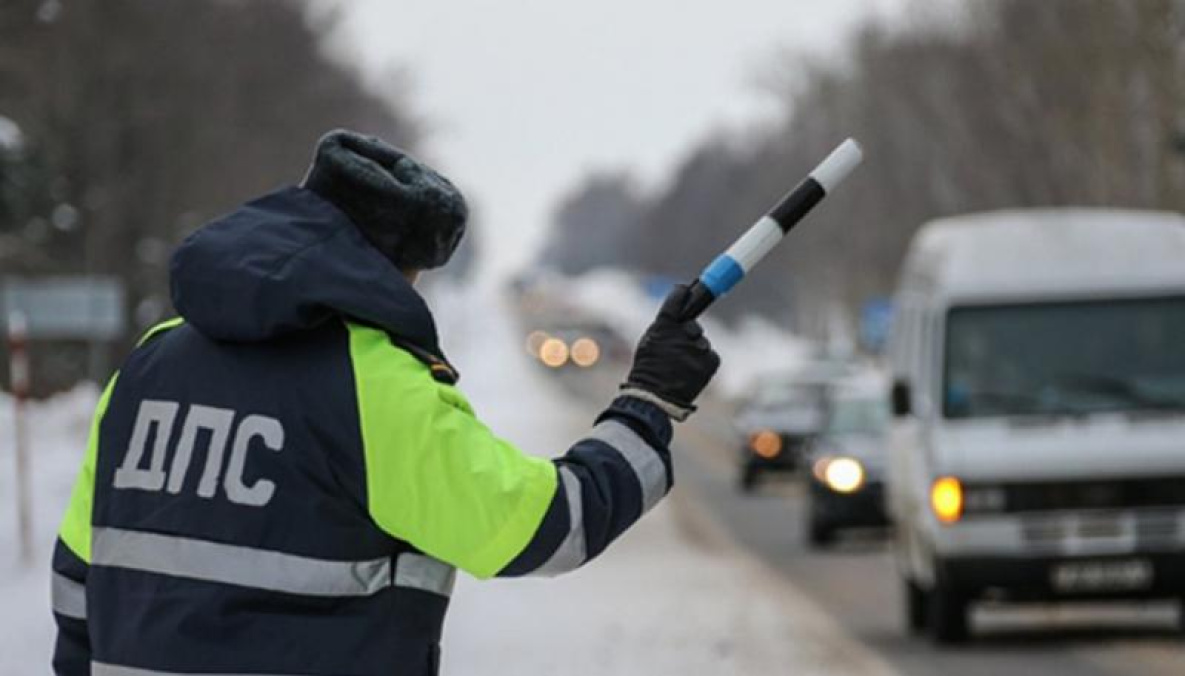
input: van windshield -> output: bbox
[943,297,1185,418]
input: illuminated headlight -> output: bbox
[539,338,569,368]
[930,476,963,524]
[815,456,865,493]
[749,430,783,459]
[570,337,600,367]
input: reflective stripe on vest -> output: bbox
[91,527,457,598]
[51,572,87,620]
[532,466,587,576]
[586,420,667,512]
[394,552,457,597]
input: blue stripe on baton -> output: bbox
[699,254,745,298]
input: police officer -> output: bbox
[51,130,720,676]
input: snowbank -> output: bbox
[707,316,815,398]
[0,383,100,673]
[561,268,656,339]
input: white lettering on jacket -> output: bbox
[114,399,284,507]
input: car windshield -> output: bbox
[752,381,819,411]
[944,296,1185,418]
[826,399,888,435]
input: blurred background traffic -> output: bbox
[2,0,1185,674]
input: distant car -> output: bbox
[525,320,629,370]
[734,375,827,492]
[804,390,891,547]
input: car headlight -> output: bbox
[539,338,569,368]
[748,430,782,459]
[819,456,865,494]
[570,337,600,367]
[930,476,963,524]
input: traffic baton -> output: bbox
[675,139,864,321]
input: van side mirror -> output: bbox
[891,380,912,417]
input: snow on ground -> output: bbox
[444,499,895,676]
[0,385,99,672]
[0,279,887,674]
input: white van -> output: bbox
[885,209,1185,643]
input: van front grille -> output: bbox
[1020,510,1179,548]
[976,477,1185,513]
[1135,511,1179,543]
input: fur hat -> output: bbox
[303,130,467,270]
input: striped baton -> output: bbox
[675,138,864,321]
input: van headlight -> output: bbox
[813,456,865,493]
[930,476,963,524]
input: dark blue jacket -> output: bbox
[51,187,674,676]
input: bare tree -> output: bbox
[0,0,421,391]
[540,0,1185,336]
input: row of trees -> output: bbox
[0,0,421,389]
[540,0,1185,336]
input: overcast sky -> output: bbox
[333,0,897,280]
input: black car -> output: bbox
[804,391,891,546]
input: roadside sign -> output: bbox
[0,276,126,340]
[860,298,893,353]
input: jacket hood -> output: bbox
[170,186,449,364]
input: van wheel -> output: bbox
[928,582,969,644]
[903,578,928,635]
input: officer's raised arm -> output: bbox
[352,285,719,579]
[499,284,720,576]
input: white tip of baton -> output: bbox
[809,138,864,194]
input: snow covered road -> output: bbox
[443,498,894,675]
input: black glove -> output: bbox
[621,285,721,421]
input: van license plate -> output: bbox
[1051,559,1152,593]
